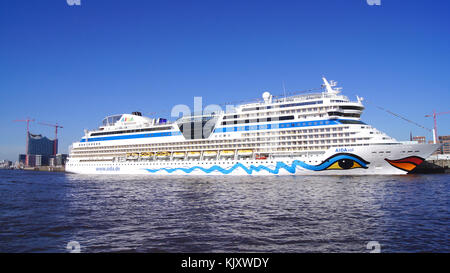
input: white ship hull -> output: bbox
[66,143,439,175]
[67,78,440,176]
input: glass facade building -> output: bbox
[19,154,26,164]
[27,132,57,156]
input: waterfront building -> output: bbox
[28,132,57,156]
[55,154,68,166]
[413,136,426,144]
[429,135,450,155]
[18,154,26,165]
[27,154,37,167]
[0,160,12,169]
[438,135,450,154]
[19,132,58,167]
[49,154,68,167]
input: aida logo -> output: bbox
[121,117,134,122]
[335,148,355,153]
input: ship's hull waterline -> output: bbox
[66,143,439,175]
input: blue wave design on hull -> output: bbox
[144,154,368,174]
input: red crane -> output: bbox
[37,122,63,156]
[425,110,450,143]
[13,118,35,166]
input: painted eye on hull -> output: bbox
[317,153,370,171]
[326,158,364,170]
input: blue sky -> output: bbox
[1,0,449,161]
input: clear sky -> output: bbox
[1,0,449,161]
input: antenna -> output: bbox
[282,81,287,102]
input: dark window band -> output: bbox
[90,126,173,137]
[221,115,294,125]
[339,106,364,110]
[241,100,323,112]
[338,120,366,124]
[328,112,361,118]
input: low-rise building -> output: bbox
[0,160,12,169]
[429,135,450,155]
[413,136,426,144]
[438,135,450,154]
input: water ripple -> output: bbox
[0,170,448,252]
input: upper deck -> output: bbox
[81,77,365,141]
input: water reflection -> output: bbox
[0,170,448,252]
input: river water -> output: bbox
[0,170,448,252]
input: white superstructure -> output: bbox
[66,78,439,175]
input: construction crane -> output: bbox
[364,100,432,132]
[37,122,63,156]
[13,118,35,166]
[425,110,450,144]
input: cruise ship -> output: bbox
[66,78,439,175]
